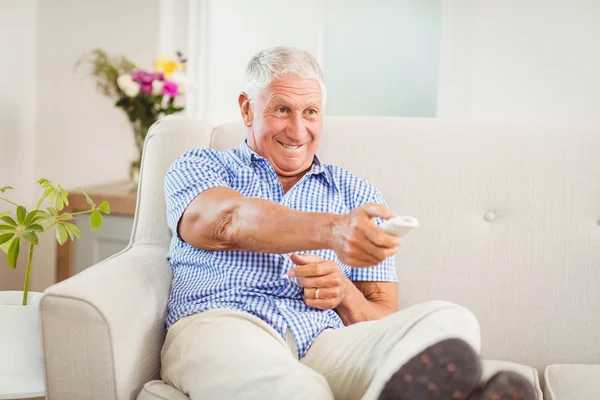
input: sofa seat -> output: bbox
[544,364,600,400]
[138,380,190,400]
[137,359,543,400]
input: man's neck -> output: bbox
[278,173,307,193]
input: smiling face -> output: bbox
[239,73,323,180]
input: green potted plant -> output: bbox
[0,179,110,396]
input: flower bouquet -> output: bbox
[77,49,187,183]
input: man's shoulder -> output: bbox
[322,163,382,204]
[170,147,238,169]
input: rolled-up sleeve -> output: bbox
[164,149,231,235]
[349,187,398,283]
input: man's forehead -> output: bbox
[264,80,322,106]
[267,94,321,106]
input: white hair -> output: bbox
[243,46,327,106]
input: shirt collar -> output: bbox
[237,140,334,187]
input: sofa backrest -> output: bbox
[209,116,600,370]
[140,116,600,370]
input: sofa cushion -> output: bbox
[544,364,600,400]
[136,360,542,400]
[137,380,190,400]
[482,360,543,399]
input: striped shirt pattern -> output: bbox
[164,140,397,358]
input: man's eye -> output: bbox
[306,109,318,115]
[276,107,289,113]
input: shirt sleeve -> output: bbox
[164,149,231,236]
[349,186,398,282]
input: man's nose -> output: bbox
[287,112,309,141]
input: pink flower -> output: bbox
[162,80,178,97]
[132,70,163,84]
[140,83,153,95]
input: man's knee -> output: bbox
[423,301,481,353]
[276,368,334,400]
[395,300,481,353]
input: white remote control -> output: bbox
[378,216,419,237]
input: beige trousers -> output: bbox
[161,301,481,400]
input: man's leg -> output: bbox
[300,301,481,400]
[161,308,334,400]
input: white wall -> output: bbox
[35,0,160,190]
[438,0,600,126]
[0,0,37,290]
[1,0,161,292]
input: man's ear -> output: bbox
[238,92,253,127]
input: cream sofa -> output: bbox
[40,117,600,400]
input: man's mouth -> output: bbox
[278,141,303,150]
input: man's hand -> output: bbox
[288,254,351,310]
[330,203,402,268]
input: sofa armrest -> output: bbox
[40,245,171,400]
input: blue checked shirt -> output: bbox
[164,140,397,358]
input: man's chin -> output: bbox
[274,163,311,177]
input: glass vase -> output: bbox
[129,119,156,187]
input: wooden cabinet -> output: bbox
[56,181,137,282]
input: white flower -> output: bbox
[117,74,140,97]
[152,80,164,95]
[170,71,187,94]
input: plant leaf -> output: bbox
[0,232,14,245]
[16,206,26,224]
[60,187,69,206]
[90,209,102,230]
[0,211,11,219]
[1,216,17,227]
[7,237,20,269]
[23,231,38,245]
[0,236,14,253]
[49,190,57,206]
[46,207,58,217]
[23,210,41,226]
[0,186,13,193]
[37,178,50,187]
[78,187,94,206]
[58,212,74,221]
[98,201,111,214]
[63,222,81,239]
[0,224,15,232]
[27,224,43,233]
[55,224,68,245]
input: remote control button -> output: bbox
[484,212,495,222]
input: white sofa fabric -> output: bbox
[40,117,600,399]
[544,365,600,400]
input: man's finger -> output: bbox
[288,261,336,277]
[362,203,396,220]
[304,287,340,300]
[299,275,342,289]
[350,235,392,264]
[363,224,403,249]
[304,298,339,310]
[290,253,324,265]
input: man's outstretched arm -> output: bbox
[178,186,401,268]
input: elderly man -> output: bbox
[162,47,534,400]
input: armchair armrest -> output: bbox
[40,245,171,400]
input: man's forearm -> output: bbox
[334,280,398,325]
[216,196,339,254]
